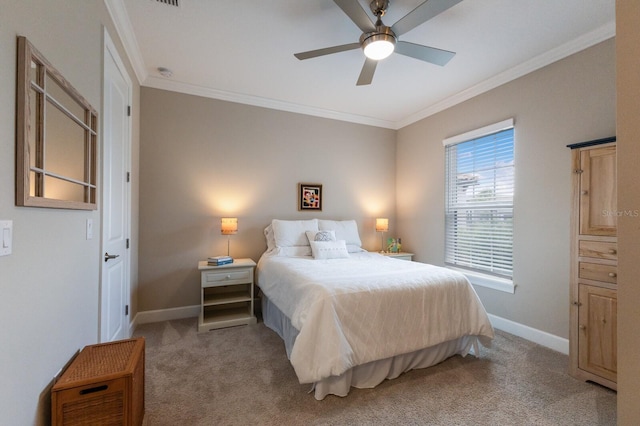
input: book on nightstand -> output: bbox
[207,255,233,266]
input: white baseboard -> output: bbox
[131,306,569,355]
[488,313,569,355]
[134,305,199,326]
[128,318,137,338]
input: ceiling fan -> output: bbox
[294,0,462,86]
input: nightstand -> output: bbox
[382,252,414,261]
[197,258,257,332]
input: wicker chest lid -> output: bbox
[53,337,144,390]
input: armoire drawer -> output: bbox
[579,262,617,284]
[579,240,617,260]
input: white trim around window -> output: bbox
[449,267,516,294]
[443,118,514,147]
[443,118,515,290]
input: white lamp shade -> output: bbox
[376,218,389,232]
[221,217,238,235]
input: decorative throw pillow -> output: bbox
[314,231,334,241]
[305,230,336,244]
[309,240,350,260]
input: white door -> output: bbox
[101,30,132,342]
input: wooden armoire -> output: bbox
[568,136,617,390]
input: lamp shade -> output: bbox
[375,218,389,232]
[221,217,238,235]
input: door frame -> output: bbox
[100,28,133,342]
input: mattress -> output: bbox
[257,251,494,398]
[262,293,481,399]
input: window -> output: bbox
[16,36,98,210]
[444,119,514,287]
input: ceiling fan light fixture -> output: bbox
[362,32,396,60]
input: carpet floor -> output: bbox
[134,318,616,426]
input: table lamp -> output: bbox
[221,217,238,256]
[376,218,388,253]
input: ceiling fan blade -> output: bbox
[391,0,463,36]
[294,42,360,60]
[395,41,455,66]
[356,58,377,86]
[333,0,376,33]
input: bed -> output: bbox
[257,218,495,400]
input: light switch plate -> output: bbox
[0,220,13,256]
[86,218,93,240]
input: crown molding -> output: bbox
[397,21,616,129]
[105,1,614,131]
[143,76,398,129]
[104,0,147,84]
[105,0,394,129]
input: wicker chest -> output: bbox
[51,337,145,426]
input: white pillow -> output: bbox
[275,246,312,257]
[318,220,362,252]
[305,230,336,244]
[264,224,276,251]
[272,219,319,248]
[310,240,350,259]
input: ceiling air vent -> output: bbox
[154,0,180,7]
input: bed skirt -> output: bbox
[262,294,481,400]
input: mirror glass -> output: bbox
[46,72,86,120]
[44,175,86,202]
[44,99,86,181]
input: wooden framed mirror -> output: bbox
[16,36,98,210]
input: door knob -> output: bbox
[104,252,120,262]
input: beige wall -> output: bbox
[138,88,397,312]
[616,1,640,423]
[0,2,630,423]
[0,1,139,424]
[396,39,616,339]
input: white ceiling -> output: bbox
[107,0,615,129]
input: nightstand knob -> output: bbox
[579,325,586,330]
[609,249,617,254]
[608,272,617,278]
[226,274,231,279]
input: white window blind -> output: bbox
[444,122,514,279]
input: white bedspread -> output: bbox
[257,252,494,384]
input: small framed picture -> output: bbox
[298,183,322,211]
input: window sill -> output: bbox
[448,268,515,294]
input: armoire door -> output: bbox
[579,145,617,236]
[578,283,617,382]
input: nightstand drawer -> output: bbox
[201,269,252,286]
